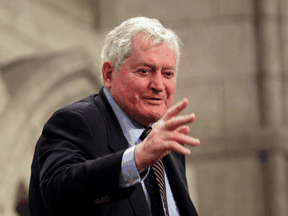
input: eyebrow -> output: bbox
[132,63,175,71]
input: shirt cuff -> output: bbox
[120,146,149,188]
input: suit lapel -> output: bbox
[128,184,151,216]
[94,88,129,153]
[163,153,198,216]
[95,88,150,216]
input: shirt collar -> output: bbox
[103,87,153,146]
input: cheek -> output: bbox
[125,87,141,105]
[128,80,146,97]
[165,83,176,106]
[167,82,176,96]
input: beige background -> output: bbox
[0,0,287,215]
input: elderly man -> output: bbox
[29,17,200,216]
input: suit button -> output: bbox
[95,198,101,205]
[104,196,110,203]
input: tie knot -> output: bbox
[139,127,152,141]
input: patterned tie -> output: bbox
[140,127,170,216]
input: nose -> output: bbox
[149,72,165,92]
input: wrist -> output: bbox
[134,146,145,173]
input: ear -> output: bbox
[102,61,114,90]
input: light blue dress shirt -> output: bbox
[103,87,179,216]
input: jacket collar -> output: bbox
[94,87,129,153]
[102,87,146,147]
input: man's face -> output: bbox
[107,34,177,126]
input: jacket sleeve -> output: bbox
[38,108,132,215]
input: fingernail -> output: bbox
[186,149,191,154]
[182,98,188,103]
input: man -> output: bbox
[29,17,200,216]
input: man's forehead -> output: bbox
[131,33,154,50]
[131,62,176,71]
[131,32,173,52]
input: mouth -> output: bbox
[143,97,164,105]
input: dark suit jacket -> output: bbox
[29,87,198,216]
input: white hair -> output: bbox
[101,17,182,72]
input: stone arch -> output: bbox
[0,48,102,216]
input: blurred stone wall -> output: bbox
[0,0,287,216]
[0,1,103,215]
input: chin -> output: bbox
[145,112,164,123]
[133,112,162,126]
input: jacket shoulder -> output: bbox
[58,94,99,114]
[43,94,107,142]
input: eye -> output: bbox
[163,71,175,78]
[166,72,172,76]
[140,69,148,74]
[138,69,150,75]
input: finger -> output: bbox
[165,141,191,155]
[169,133,200,147]
[162,98,188,121]
[158,150,171,159]
[174,125,190,135]
[164,113,195,130]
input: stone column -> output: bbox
[253,1,287,215]
[267,150,287,216]
[253,0,284,126]
[0,73,9,116]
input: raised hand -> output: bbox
[134,98,200,173]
